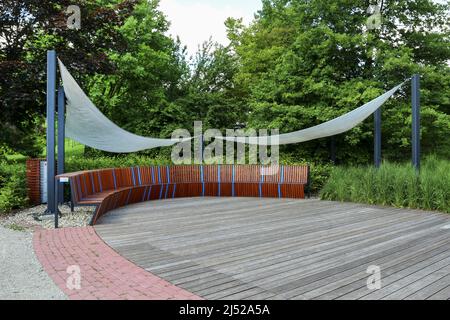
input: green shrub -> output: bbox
[0,162,28,213]
[279,155,334,194]
[0,151,333,213]
[307,163,334,194]
[320,156,450,214]
[65,155,171,172]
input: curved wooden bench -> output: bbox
[57,165,310,225]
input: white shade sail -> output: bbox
[59,59,404,151]
[217,82,405,145]
[58,59,181,153]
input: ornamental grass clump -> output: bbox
[320,156,450,214]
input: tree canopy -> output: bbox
[0,0,138,156]
[0,0,449,164]
[226,0,450,163]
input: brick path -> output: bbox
[33,227,202,300]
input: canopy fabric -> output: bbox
[216,82,405,145]
[59,59,404,151]
[58,59,181,153]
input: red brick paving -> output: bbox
[33,226,203,300]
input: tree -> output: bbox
[175,39,247,132]
[86,0,191,146]
[0,0,137,156]
[227,0,450,164]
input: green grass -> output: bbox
[4,139,85,163]
[42,139,86,158]
[64,139,85,158]
[320,156,450,214]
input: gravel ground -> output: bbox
[0,204,94,299]
[0,225,67,299]
[0,204,94,230]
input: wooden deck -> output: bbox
[94,197,450,300]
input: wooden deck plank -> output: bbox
[288,236,450,299]
[283,230,449,298]
[426,284,450,300]
[321,243,450,300]
[219,218,443,272]
[95,197,450,300]
[243,291,279,300]
[238,223,447,290]
[359,257,450,300]
[379,262,450,300]
[404,274,450,300]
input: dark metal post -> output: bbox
[54,177,59,228]
[374,108,382,168]
[194,121,203,164]
[330,136,336,165]
[57,86,65,204]
[307,165,311,199]
[412,74,421,170]
[46,50,57,213]
[199,133,204,164]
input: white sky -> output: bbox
[159,0,261,57]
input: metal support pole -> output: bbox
[57,86,65,204]
[46,50,57,213]
[200,133,204,164]
[54,177,59,228]
[412,74,421,170]
[307,165,311,199]
[194,121,203,164]
[330,136,336,165]
[374,108,382,168]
